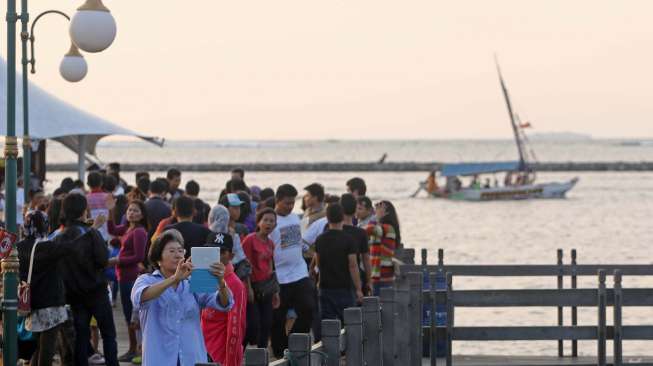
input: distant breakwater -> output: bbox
[46,161,653,172]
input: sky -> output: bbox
[4,0,653,140]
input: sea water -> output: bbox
[43,139,653,356]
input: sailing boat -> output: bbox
[422,60,579,201]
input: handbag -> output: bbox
[18,238,42,316]
[234,259,252,281]
[251,273,280,301]
[17,316,34,341]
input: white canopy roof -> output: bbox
[0,57,163,157]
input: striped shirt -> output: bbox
[365,223,396,284]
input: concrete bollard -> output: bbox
[344,307,363,366]
[613,270,623,366]
[321,319,341,366]
[408,272,423,366]
[380,287,396,366]
[597,270,607,366]
[244,348,268,366]
[288,333,312,366]
[395,275,411,365]
[362,296,383,366]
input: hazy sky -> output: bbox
[6,0,653,140]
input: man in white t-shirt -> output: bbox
[269,184,316,359]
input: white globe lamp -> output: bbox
[59,44,88,82]
[70,0,117,53]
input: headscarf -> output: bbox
[208,204,230,233]
[23,210,49,239]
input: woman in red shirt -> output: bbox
[106,198,149,361]
[242,208,280,348]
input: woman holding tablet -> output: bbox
[131,229,233,366]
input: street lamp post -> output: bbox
[20,9,89,205]
[3,4,20,366]
[3,1,116,365]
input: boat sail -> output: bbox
[419,60,579,201]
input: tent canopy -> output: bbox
[0,57,163,157]
[440,161,520,177]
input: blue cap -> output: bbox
[226,193,243,206]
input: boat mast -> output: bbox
[495,57,528,171]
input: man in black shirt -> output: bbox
[145,178,172,238]
[166,195,212,257]
[185,180,211,224]
[314,203,363,322]
[340,193,372,296]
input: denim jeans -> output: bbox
[319,288,355,323]
[70,292,118,366]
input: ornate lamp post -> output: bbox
[3,1,116,365]
[21,10,89,205]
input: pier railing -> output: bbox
[239,248,653,366]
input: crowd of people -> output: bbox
[11,164,402,366]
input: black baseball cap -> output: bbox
[206,231,233,252]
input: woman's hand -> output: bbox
[272,293,281,309]
[93,214,107,230]
[105,194,116,211]
[107,257,119,267]
[209,262,225,278]
[173,258,193,284]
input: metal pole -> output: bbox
[20,0,30,203]
[3,1,21,365]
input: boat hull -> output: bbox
[435,177,579,201]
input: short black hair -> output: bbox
[167,168,181,180]
[340,193,356,216]
[275,184,298,201]
[304,183,325,202]
[259,196,275,211]
[62,193,87,224]
[73,179,84,189]
[137,177,150,194]
[357,196,373,210]
[255,207,277,225]
[52,187,65,197]
[324,194,340,205]
[149,229,184,269]
[135,171,150,182]
[231,168,245,179]
[150,178,168,195]
[346,177,367,196]
[185,180,200,196]
[60,177,75,193]
[173,195,195,218]
[326,203,344,224]
[103,175,117,193]
[228,178,248,193]
[87,172,103,189]
[108,162,121,171]
[259,188,275,202]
